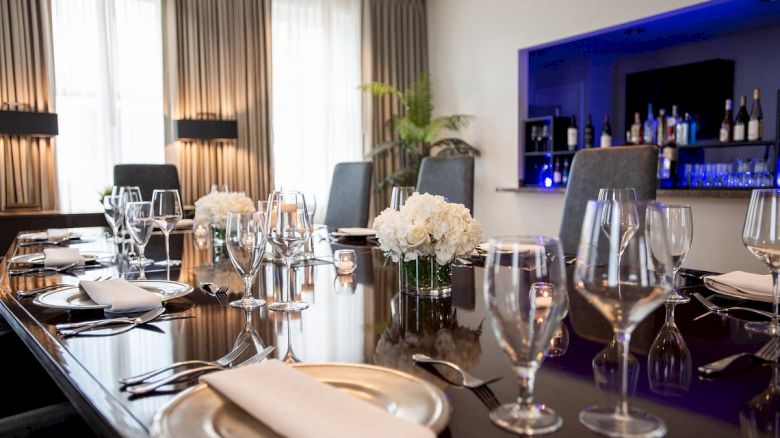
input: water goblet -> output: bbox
[225,211,266,309]
[125,202,154,280]
[152,189,183,267]
[742,189,780,335]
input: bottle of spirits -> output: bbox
[656,109,667,146]
[734,95,749,142]
[720,99,733,143]
[643,103,657,145]
[749,88,764,141]
[600,114,612,148]
[667,105,679,144]
[553,159,562,185]
[562,159,569,185]
[567,115,578,151]
[677,113,691,146]
[584,114,595,148]
[659,141,677,188]
[630,112,643,144]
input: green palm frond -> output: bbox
[403,73,433,128]
[365,140,403,158]
[395,118,427,144]
[377,167,418,191]
[432,137,481,156]
[359,82,406,106]
[434,114,474,132]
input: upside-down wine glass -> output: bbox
[225,211,266,309]
[661,205,693,304]
[742,189,780,335]
[647,301,692,396]
[575,200,673,437]
[152,189,183,267]
[125,202,154,280]
[483,236,568,435]
[265,191,311,312]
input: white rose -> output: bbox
[406,224,430,248]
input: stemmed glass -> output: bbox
[225,211,266,309]
[742,189,780,335]
[575,200,672,437]
[103,195,125,249]
[661,205,693,304]
[483,236,568,435]
[391,186,415,210]
[597,188,640,256]
[647,302,692,396]
[265,191,311,312]
[740,364,780,436]
[152,190,183,267]
[125,202,154,280]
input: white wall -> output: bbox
[427,0,765,273]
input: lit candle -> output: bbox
[335,260,354,274]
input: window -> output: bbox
[52,0,164,211]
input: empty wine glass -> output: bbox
[391,186,416,210]
[575,200,672,437]
[125,202,154,280]
[648,302,692,396]
[742,189,780,335]
[265,191,311,312]
[483,236,568,435]
[152,190,183,267]
[740,364,780,436]
[660,205,693,304]
[226,211,266,309]
[102,195,125,249]
[597,188,640,256]
[211,184,229,193]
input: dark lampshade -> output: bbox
[0,110,58,137]
[175,119,238,141]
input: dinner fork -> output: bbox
[119,342,250,386]
[693,293,774,321]
[126,346,275,395]
[698,337,780,375]
[412,354,502,410]
[201,282,229,306]
[8,261,81,276]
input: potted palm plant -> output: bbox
[360,73,479,189]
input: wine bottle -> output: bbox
[630,112,643,144]
[661,141,677,188]
[720,99,733,143]
[584,114,594,148]
[749,88,763,141]
[643,103,657,145]
[567,114,578,151]
[553,159,562,185]
[656,109,667,146]
[600,114,612,148]
[734,95,748,142]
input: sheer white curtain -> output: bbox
[271,0,362,222]
[52,0,164,211]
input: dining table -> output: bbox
[0,226,775,437]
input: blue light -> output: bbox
[544,177,553,188]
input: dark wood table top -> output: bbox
[0,227,773,437]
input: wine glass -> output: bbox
[102,195,125,249]
[647,302,692,396]
[390,186,415,210]
[660,205,693,304]
[592,336,640,406]
[225,211,266,309]
[483,236,568,435]
[740,364,780,436]
[597,188,639,255]
[152,190,183,267]
[743,189,780,335]
[211,184,229,193]
[264,191,311,312]
[125,202,154,280]
[302,193,317,259]
[575,200,672,437]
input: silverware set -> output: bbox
[58,307,166,337]
[201,282,229,305]
[698,337,780,375]
[9,260,82,276]
[18,238,72,247]
[693,292,774,321]
[412,354,502,411]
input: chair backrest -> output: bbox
[558,145,658,255]
[416,155,475,213]
[113,164,182,202]
[324,162,373,230]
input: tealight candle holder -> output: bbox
[333,249,357,275]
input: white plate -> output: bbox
[33,280,193,310]
[152,363,449,438]
[8,251,111,265]
[18,231,82,241]
[334,227,377,237]
[704,282,772,303]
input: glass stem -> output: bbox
[243,275,253,301]
[616,329,632,417]
[285,259,293,303]
[665,303,675,326]
[515,365,537,409]
[138,245,146,279]
[772,270,779,334]
[164,231,171,265]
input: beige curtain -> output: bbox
[165,0,273,205]
[361,0,428,216]
[0,0,58,211]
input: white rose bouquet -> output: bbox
[193,192,255,230]
[372,193,481,265]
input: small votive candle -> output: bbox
[334,249,357,275]
[193,222,210,249]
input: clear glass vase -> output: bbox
[399,256,453,296]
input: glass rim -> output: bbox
[152,189,179,193]
[662,204,691,210]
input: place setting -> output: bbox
[7,247,113,276]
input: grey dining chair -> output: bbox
[113,164,182,202]
[416,155,475,213]
[324,162,373,230]
[558,145,658,255]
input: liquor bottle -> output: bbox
[677,113,691,146]
[643,103,657,145]
[734,95,749,141]
[660,142,678,188]
[584,114,595,148]
[567,115,578,151]
[667,105,679,144]
[656,109,667,146]
[689,115,698,145]
[749,88,763,141]
[600,114,612,148]
[562,159,569,185]
[630,112,643,144]
[720,99,733,143]
[553,159,562,185]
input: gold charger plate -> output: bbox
[151,363,450,438]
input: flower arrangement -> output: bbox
[372,193,481,264]
[193,191,255,230]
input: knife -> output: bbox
[58,307,165,337]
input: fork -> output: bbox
[698,337,780,375]
[201,282,229,305]
[119,342,250,386]
[693,293,774,320]
[126,346,275,395]
[412,354,502,410]
[8,260,81,276]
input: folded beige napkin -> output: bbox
[704,271,772,300]
[201,360,435,438]
[337,227,377,236]
[43,248,85,268]
[47,229,70,240]
[80,279,162,313]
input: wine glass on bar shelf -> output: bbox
[152,189,183,267]
[575,200,672,437]
[225,211,266,309]
[125,202,155,280]
[742,189,780,335]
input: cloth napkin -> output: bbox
[80,279,162,313]
[47,229,70,240]
[201,360,435,438]
[337,227,376,236]
[703,271,772,300]
[43,248,85,268]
